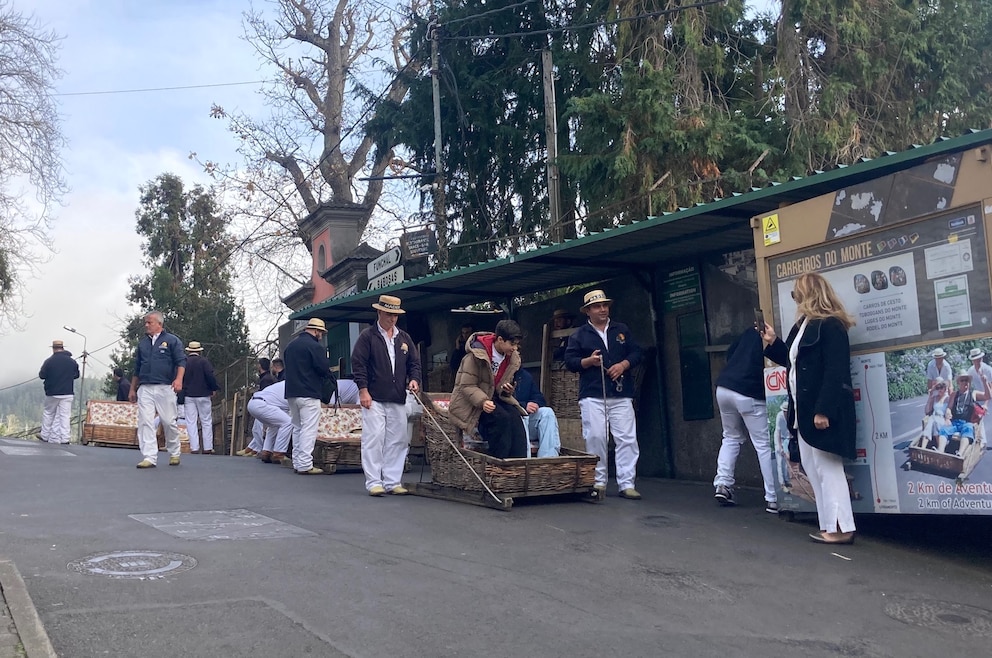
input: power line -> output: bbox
[56,80,267,97]
[442,0,727,41]
[440,0,538,27]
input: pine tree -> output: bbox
[106,174,251,397]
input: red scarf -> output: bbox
[478,334,511,385]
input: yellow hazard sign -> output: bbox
[762,214,781,246]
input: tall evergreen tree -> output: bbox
[106,174,251,397]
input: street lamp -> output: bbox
[63,326,87,443]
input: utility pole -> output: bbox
[541,49,562,242]
[430,20,448,269]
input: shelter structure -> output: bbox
[288,129,992,490]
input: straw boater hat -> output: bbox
[186,341,203,353]
[553,308,574,319]
[932,347,947,358]
[52,340,64,349]
[969,347,985,360]
[372,294,405,314]
[304,318,327,332]
[580,289,612,310]
[957,369,972,381]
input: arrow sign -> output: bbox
[367,247,402,280]
[368,265,405,291]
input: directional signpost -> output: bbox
[367,246,404,291]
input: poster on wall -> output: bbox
[766,336,992,515]
[768,204,992,350]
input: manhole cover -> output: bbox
[68,550,197,580]
[884,598,992,637]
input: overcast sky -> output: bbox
[0,0,268,389]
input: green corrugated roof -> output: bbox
[292,129,992,323]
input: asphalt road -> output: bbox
[2,436,992,658]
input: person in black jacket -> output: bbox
[113,368,131,402]
[564,289,644,501]
[39,339,79,444]
[257,358,275,390]
[183,341,220,454]
[352,294,422,496]
[284,318,334,474]
[762,272,857,545]
[712,327,778,513]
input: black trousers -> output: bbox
[478,398,528,459]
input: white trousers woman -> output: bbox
[797,431,855,533]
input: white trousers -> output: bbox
[289,397,322,471]
[184,396,214,451]
[41,395,73,443]
[523,407,561,457]
[713,386,777,502]
[361,400,410,491]
[798,431,856,533]
[247,398,292,453]
[579,397,638,489]
[137,384,181,464]
[249,418,265,452]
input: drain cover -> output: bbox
[885,598,992,637]
[68,550,197,580]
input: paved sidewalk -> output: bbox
[0,559,56,658]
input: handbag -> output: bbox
[972,402,986,424]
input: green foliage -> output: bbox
[365,0,992,268]
[107,173,251,397]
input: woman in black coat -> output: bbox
[761,272,857,545]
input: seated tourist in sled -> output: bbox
[912,377,951,451]
[937,370,991,457]
[512,368,561,458]
[447,320,529,459]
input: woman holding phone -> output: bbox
[761,272,858,544]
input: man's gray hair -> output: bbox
[145,310,165,324]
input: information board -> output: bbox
[767,204,992,350]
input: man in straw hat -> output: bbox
[182,341,220,454]
[284,317,335,474]
[565,289,644,500]
[39,339,80,444]
[130,310,186,468]
[352,294,422,496]
[967,347,992,394]
[925,347,951,391]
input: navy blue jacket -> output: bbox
[284,332,333,399]
[116,376,131,401]
[134,332,186,385]
[183,354,220,397]
[715,328,766,401]
[351,325,422,404]
[512,368,547,407]
[39,350,79,396]
[564,320,643,400]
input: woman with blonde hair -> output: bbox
[761,272,858,544]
